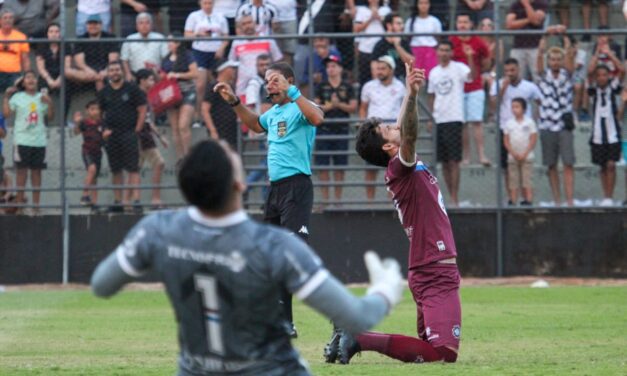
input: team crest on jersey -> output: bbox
[452,325,461,339]
[277,121,287,137]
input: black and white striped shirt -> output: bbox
[587,77,622,145]
[235,1,277,36]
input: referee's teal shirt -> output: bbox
[259,101,316,182]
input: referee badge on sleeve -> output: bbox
[277,121,287,137]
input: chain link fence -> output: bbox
[1,0,626,216]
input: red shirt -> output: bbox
[385,154,458,269]
[451,36,489,93]
[79,119,103,155]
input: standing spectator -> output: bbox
[315,54,357,205]
[451,13,491,166]
[489,58,542,190]
[478,17,502,96]
[202,60,240,149]
[2,72,54,214]
[228,14,283,101]
[267,0,297,65]
[505,0,548,81]
[214,61,324,338]
[214,0,241,36]
[536,36,576,207]
[503,98,538,206]
[456,0,494,25]
[136,69,169,209]
[76,0,111,36]
[301,37,341,88]
[72,101,104,210]
[235,0,278,36]
[428,41,473,207]
[243,54,273,200]
[184,0,229,117]
[161,32,198,160]
[97,61,147,213]
[372,13,413,81]
[556,0,608,41]
[2,0,59,38]
[0,10,30,92]
[360,56,405,202]
[587,65,622,206]
[120,12,168,82]
[405,0,442,79]
[353,0,391,85]
[0,110,15,207]
[35,23,62,94]
[73,14,120,91]
[120,0,163,37]
[587,26,624,80]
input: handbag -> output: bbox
[562,112,575,131]
[148,77,182,114]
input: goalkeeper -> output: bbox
[324,63,462,364]
[91,139,404,376]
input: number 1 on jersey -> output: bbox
[194,274,225,355]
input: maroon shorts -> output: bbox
[408,263,461,351]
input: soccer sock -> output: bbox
[355,332,443,363]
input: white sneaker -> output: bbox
[599,198,614,207]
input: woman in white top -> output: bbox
[184,0,229,112]
[353,0,391,84]
[405,0,441,78]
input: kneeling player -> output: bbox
[91,139,405,375]
[325,63,461,364]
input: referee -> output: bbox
[214,62,324,337]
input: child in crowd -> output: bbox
[73,100,106,210]
[587,65,622,206]
[503,98,537,206]
[405,0,441,78]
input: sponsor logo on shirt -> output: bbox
[452,325,461,339]
[437,240,446,251]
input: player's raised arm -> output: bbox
[398,63,424,164]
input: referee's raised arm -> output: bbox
[213,82,265,133]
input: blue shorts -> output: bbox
[315,139,349,166]
[464,90,485,122]
[192,50,217,70]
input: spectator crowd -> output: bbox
[0,0,627,214]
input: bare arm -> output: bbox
[522,1,545,26]
[201,100,219,139]
[523,132,538,158]
[36,56,53,84]
[135,105,147,133]
[393,40,414,66]
[21,52,31,71]
[336,99,358,115]
[122,60,133,82]
[398,64,424,163]
[0,126,5,139]
[563,36,575,74]
[293,96,324,126]
[359,101,368,119]
[505,13,529,30]
[536,37,546,77]
[2,89,16,118]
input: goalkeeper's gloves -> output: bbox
[364,251,404,311]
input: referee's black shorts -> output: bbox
[264,174,313,242]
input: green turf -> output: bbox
[0,286,626,375]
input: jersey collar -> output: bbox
[188,207,248,227]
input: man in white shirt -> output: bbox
[267,0,297,65]
[360,55,405,201]
[228,14,283,101]
[428,40,472,207]
[120,12,168,82]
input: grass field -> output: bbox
[0,285,626,375]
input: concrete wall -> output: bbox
[0,210,625,284]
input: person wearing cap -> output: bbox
[73,13,120,92]
[75,0,112,36]
[372,12,413,81]
[314,54,357,206]
[202,60,240,149]
[214,61,324,338]
[360,55,406,202]
[301,37,341,88]
[427,40,473,207]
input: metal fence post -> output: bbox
[494,0,504,277]
[60,0,70,284]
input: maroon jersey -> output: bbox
[79,119,103,155]
[385,154,457,269]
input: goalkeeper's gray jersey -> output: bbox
[113,208,327,375]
